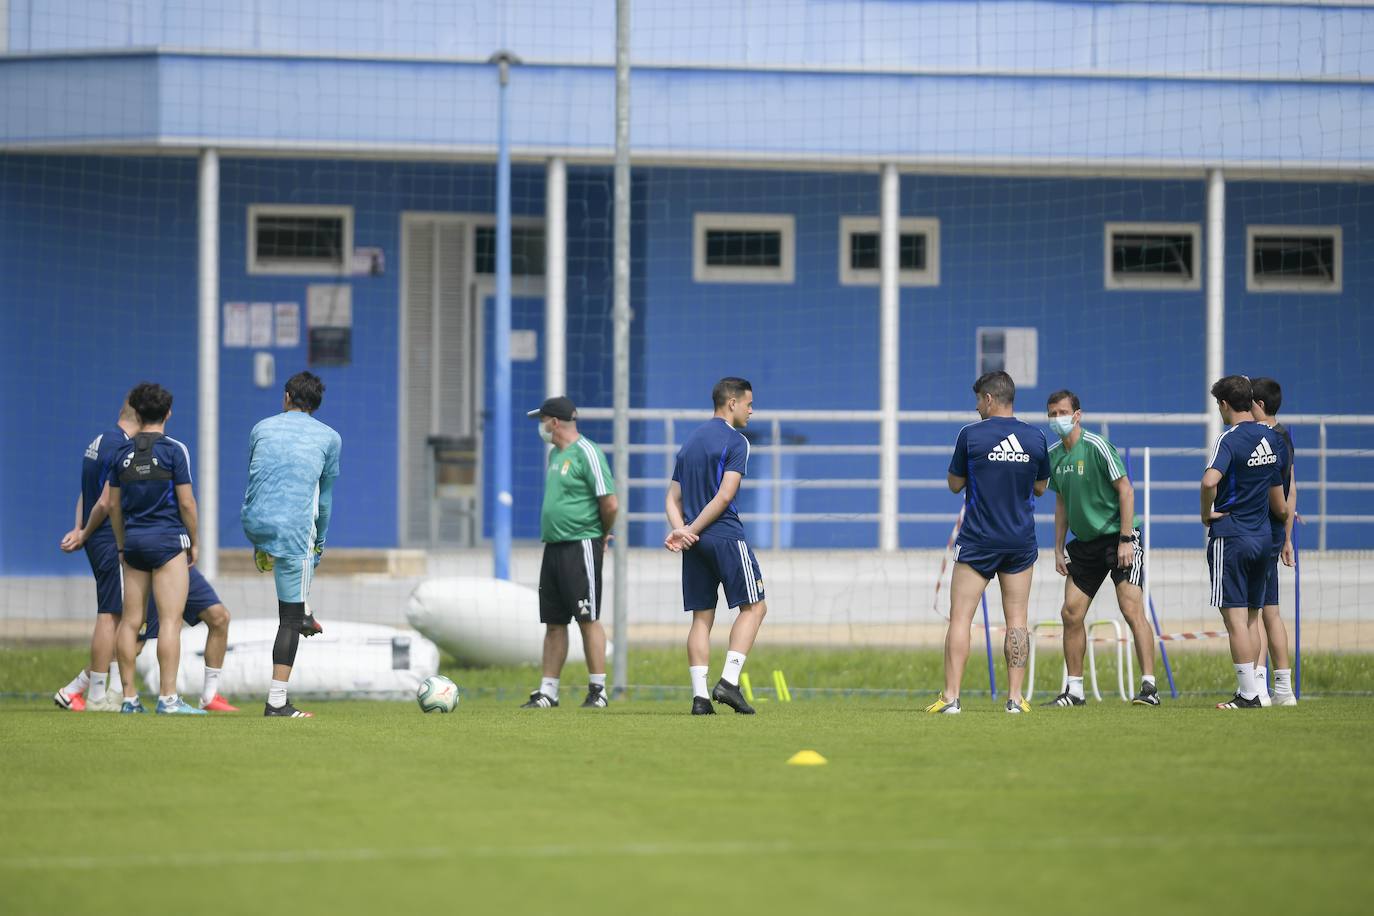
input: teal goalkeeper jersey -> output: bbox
[241,411,342,558]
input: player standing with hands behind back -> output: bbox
[241,372,341,719]
[665,377,768,716]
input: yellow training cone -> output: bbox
[787,750,828,766]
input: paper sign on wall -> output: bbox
[249,302,273,348]
[223,302,249,347]
[275,303,300,348]
[307,284,353,367]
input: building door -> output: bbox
[400,215,480,545]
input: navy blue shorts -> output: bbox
[84,536,124,614]
[682,536,765,612]
[123,532,191,573]
[954,543,1038,579]
[139,566,221,641]
[1262,542,1282,608]
[1207,535,1269,609]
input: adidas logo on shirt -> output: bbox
[1247,438,1278,467]
[988,434,1032,463]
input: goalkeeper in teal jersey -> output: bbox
[241,371,342,718]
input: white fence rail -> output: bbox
[578,408,1374,550]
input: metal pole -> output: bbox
[610,0,632,698]
[981,593,996,699]
[771,416,782,550]
[491,52,517,580]
[1143,447,1178,698]
[1205,169,1225,448]
[878,163,900,551]
[197,149,219,580]
[545,157,567,398]
[1319,420,1328,551]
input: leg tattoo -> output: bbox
[1006,627,1029,669]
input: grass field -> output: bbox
[2,648,1373,915]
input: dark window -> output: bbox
[704,230,782,268]
[1252,234,1336,284]
[474,226,546,276]
[1111,232,1194,280]
[978,329,1006,374]
[849,232,927,272]
[255,214,345,267]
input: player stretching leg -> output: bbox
[665,378,768,716]
[1248,377,1298,707]
[109,383,205,715]
[241,372,341,718]
[1042,390,1159,707]
[928,371,1050,715]
[1201,376,1289,710]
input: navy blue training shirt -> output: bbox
[948,416,1052,551]
[1206,421,1284,539]
[109,433,193,541]
[1267,423,1295,548]
[80,426,129,546]
[672,417,749,541]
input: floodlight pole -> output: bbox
[1205,169,1225,448]
[491,51,520,580]
[197,148,220,580]
[610,0,632,698]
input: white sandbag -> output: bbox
[407,576,610,667]
[135,618,439,699]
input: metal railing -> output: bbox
[577,407,1374,550]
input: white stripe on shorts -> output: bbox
[737,540,757,605]
[581,539,598,620]
[1211,538,1223,607]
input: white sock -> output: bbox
[62,670,90,696]
[1141,674,1156,687]
[1255,666,1271,698]
[88,671,109,703]
[1275,668,1293,692]
[690,665,709,699]
[588,673,606,690]
[1066,676,1085,699]
[267,679,289,708]
[540,677,560,701]
[201,667,222,706]
[1234,662,1258,700]
[721,651,746,686]
[159,693,179,707]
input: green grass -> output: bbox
[2,687,1372,915]
[7,643,1374,699]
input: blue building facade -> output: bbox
[3,1,1371,573]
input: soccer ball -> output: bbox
[416,675,460,713]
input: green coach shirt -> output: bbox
[1047,430,1142,540]
[540,436,615,543]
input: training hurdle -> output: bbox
[1027,619,1134,702]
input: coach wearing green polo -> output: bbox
[1044,389,1160,707]
[520,396,618,709]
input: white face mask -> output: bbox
[538,423,554,444]
[1048,414,1075,437]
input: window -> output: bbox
[248,205,353,275]
[839,217,940,286]
[1104,222,1201,290]
[1246,226,1342,293]
[976,327,1038,388]
[474,225,547,277]
[693,213,795,284]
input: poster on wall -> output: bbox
[223,302,249,347]
[307,284,352,367]
[249,303,273,348]
[275,302,300,348]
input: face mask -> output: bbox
[538,423,554,444]
[1048,415,1075,437]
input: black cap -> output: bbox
[527,396,577,421]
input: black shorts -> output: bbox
[539,539,603,625]
[1066,530,1142,599]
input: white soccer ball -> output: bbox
[416,674,460,713]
